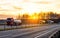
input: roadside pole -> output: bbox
[16,25,17,28]
[11,25,12,29]
[4,25,5,31]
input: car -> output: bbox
[42,20,46,24]
[14,20,22,25]
[44,20,54,24]
[39,20,46,24]
[46,20,54,24]
[51,19,60,23]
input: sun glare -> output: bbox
[19,3,41,15]
[31,16,38,19]
[0,0,60,17]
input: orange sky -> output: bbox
[0,0,60,19]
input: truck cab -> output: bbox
[6,18,14,26]
[6,18,22,26]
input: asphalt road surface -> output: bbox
[0,24,60,38]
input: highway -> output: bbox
[0,24,60,38]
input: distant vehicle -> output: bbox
[6,18,22,26]
[6,18,14,26]
[39,20,46,24]
[51,19,60,23]
[49,20,54,24]
[14,20,22,25]
[42,20,46,24]
[46,20,54,24]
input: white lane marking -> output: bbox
[49,30,58,38]
[0,26,37,37]
[0,31,35,37]
[12,26,57,37]
[35,27,60,38]
[0,25,59,37]
[12,31,34,37]
[12,25,59,37]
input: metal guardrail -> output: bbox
[49,30,60,38]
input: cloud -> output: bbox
[0,0,60,19]
[0,0,60,14]
[34,1,51,4]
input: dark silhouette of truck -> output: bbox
[6,18,22,26]
[6,18,14,26]
[51,19,60,23]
